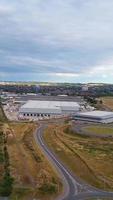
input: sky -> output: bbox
[0,0,113,83]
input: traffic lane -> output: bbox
[37,126,77,200]
[36,126,102,199]
[34,126,70,200]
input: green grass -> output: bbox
[85,125,113,135]
[0,126,14,197]
[10,187,33,200]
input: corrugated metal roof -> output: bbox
[19,100,80,114]
[21,100,79,108]
[76,111,113,119]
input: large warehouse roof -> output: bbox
[75,111,113,124]
[19,100,80,114]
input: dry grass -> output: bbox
[3,122,62,200]
[0,105,7,122]
[84,125,113,135]
[100,97,113,110]
[44,123,113,191]
[0,124,5,182]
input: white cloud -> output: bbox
[52,73,80,77]
[87,56,113,78]
[0,4,13,14]
[0,0,113,82]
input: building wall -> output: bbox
[19,112,63,120]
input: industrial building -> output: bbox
[74,111,113,123]
[19,100,80,119]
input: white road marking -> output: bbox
[38,127,82,196]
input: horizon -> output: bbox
[0,80,112,85]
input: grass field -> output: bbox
[0,124,14,197]
[5,122,62,200]
[44,123,113,191]
[0,105,7,122]
[84,125,113,136]
[100,97,113,110]
[0,124,6,190]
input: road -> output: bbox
[34,123,113,200]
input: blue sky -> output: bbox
[0,0,113,83]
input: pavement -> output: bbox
[34,123,113,200]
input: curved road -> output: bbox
[34,123,113,200]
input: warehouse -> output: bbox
[74,111,113,123]
[19,100,80,119]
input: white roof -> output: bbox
[76,111,113,119]
[21,100,79,108]
[19,100,80,114]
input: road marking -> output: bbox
[38,127,83,196]
[35,125,113,200]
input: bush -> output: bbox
[39,183,57,194]
[0,173,14,196]
[64,126,70,134]
[0,150,4,163]
[0,134,14,196]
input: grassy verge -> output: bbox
[44,123,113,191]
[99,96,113,110]
[6,122,62,200]
[0,104,7,122]
[84,125,113,135]
[0,104,14,197]
[0,124,14,197]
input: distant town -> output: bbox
[1,81,113,97]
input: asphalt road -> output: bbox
[34,124,113,200]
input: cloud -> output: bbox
[0,4,13,15]
[0,0,113,82]
[88,56,113,78]
[50,73,80,77]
